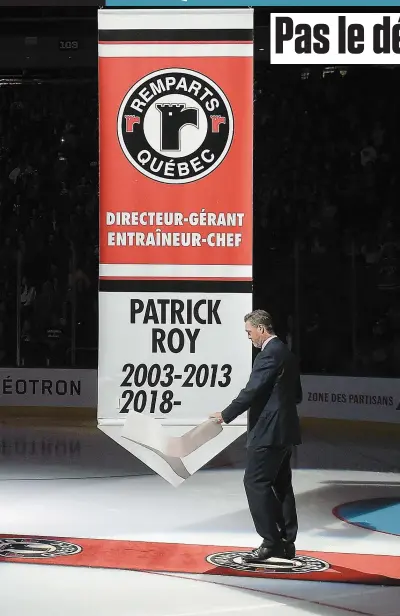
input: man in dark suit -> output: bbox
[210,309,302,564]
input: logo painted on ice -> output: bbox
[118,68,234,184]
[206,551,330,574]
[0,538,82,558]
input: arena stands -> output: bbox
[254,66,400,377]
[0,79,98,368]
[1,66,399,376]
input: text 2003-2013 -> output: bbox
[120,363,232,389]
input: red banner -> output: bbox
[98,9,253,279]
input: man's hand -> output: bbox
[209,412,224,424]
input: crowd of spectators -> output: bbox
[1,66,400,376]
[0,79,98,368]
[254,66,400,377]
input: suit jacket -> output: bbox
[221,337,302,447]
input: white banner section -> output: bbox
[271,13,400,65]
[97,293,251,425]
[97,291,252,486]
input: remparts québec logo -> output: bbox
[117,68,234,184]
[0,537,82,558]
[206,551,330,575]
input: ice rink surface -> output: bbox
[1,420,399,616]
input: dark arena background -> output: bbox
[0,5,399,616]
[1,7,400,378]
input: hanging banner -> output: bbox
[97,8,254,485]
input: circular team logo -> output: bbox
[0,538,82,559]
[117,68,234,184]
[206,551,330,575]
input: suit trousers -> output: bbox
[243,445,298,549]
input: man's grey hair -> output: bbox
[244,309,274,333]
